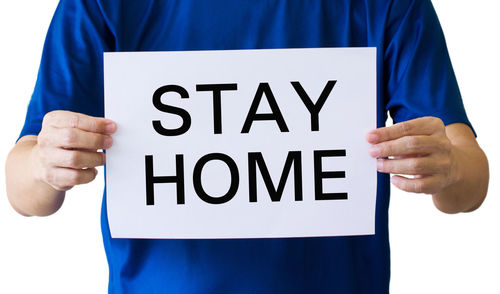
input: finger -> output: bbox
[390,175,444,194]
[369,136,438,158]
[44,110,116,134]
[43,167,98,191]
[377,157,446,175]
[366,117,444,144]
[54,127,113,150]
[47,149,106,169]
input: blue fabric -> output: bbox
[19,0,473,293]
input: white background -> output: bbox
[0,1,498,293]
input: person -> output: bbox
[5,0,489,293]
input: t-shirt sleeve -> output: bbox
[383,0,474,133]
[19,0,114,139]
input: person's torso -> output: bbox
[98,1,392,293]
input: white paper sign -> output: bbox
[104,48,377,239]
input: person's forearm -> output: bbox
[432,143,489,214]
[6,137,65,216]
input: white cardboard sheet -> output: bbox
[104,48,377,239]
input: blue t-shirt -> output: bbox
[20,0,472,293]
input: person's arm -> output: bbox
[5,110,116,217]
[367,116,488,214]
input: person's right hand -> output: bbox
[32,110,116,191]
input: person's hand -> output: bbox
[32,110,116,191]
[366,117,457,194]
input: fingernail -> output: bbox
[105,122,116,133]
[369,145,380,157]
[367,133,378,143]
[104,137,113,149]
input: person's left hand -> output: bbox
[366,116,457,194]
